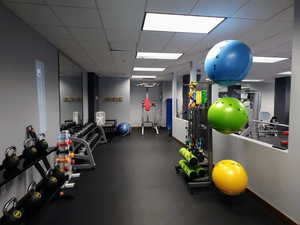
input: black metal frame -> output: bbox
[175,82,213,192]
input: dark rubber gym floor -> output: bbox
[30,129,284,225]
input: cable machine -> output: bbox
[137,82,160,135]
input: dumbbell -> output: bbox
[2,146,20,171]
[23,138,39,160]
[3,197,23,225]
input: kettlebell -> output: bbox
[25,182,42,208]
[23,138,39,160]
[3,197,23,225]
[2,146,20,171]
[36,133,48,153]
[44,169,58,189]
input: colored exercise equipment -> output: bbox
[179,147,198,167]
[188,82,208,108]
[178,160,197,180]
[117,122,131,136]
[208,97,248,134]
[212,160,248,196]
[204,40,253,86]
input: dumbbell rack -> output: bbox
[0,147,57,187]
[175,82,213,192]
[0,147,69,225]
[70,122,107,172]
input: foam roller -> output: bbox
[195,167,207,177]
[179,160,197,180]
[179,147,198,167]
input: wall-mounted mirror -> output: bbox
[59,53,84,125]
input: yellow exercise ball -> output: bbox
[212,160,248,196]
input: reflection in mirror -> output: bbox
[59,53,83,125]
[216,79,290,150]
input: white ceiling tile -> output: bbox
[134,59,155,67]
[146,0,198,14]
[79,40,110,60]
[186,18,262,55]
[112,51,135,75]
[46,0,96,8]
[192,0,249,17]
[110,41,136,51]
[69,27,106,42]
[164,33,205,52]
[100,7,144,31]
[3,2,61,25]
[233,0,293,20]
[52,7,101,27]
[252,31,292,56]
[97,0,145,11]
[238,20,293,46]
[31,24,71,40]
[138,31,174,52]
[105,28,139,51]
[272,6,294,23]
[106,28,139,45]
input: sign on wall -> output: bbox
[103,97,123,102]
[64,97,82,102]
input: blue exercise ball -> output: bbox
[117,122,131,136]
[204,40,253,86]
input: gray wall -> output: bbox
[98,77,130,123]
[60,76,83,123]
[0,2,59,213]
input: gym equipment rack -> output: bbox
[175,81,213,192]
[70,122,107,171]
[0,147,57,188]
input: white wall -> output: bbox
[172,74,188,143]
[98,77,130,124]
[0,2,59,213]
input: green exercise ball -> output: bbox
[208,97,248,134]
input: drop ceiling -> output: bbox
[1,0,294,81]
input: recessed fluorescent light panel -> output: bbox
[253,57,288,63]
[206,78,263,82]
[132,75,157,79]
[277,71,291,75]
[143,13,225,33]
[137,52,182,60]
[133,67,165,72]
[242,79,264,82]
